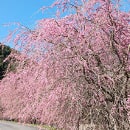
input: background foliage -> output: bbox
[0,44,11,80]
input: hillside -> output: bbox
[0,43,12,80]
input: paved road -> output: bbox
[0,121,39,130]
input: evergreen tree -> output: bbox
[0,43,11,80]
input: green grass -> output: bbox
[26,123,57,130]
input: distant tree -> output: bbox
[0,43,11,80]
[0,0,130,130]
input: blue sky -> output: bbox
[0,0,55,46]
[0,0,129,47]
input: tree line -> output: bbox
[0,43,12,80]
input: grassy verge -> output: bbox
[28,123,57,130]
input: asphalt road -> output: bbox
[0,121,39,130]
